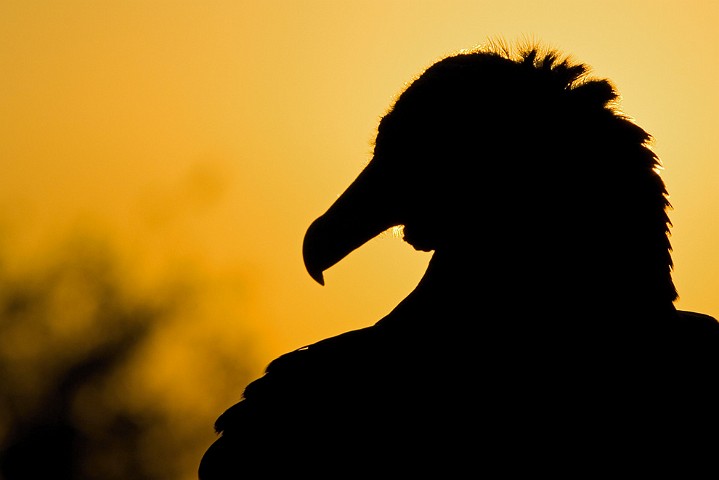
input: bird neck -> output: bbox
[376,248,676,331]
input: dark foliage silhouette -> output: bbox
[0,234,254,480]
[199,41,719,477]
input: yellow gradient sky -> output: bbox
[3,0,719,364]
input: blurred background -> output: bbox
[1,1,717,478]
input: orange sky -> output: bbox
[2,0,719,363]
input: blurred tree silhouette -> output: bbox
[0,231,258,480]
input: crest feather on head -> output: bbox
[372,39,676,301]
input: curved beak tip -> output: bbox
[308,268,325,286]
[302,159,393,287]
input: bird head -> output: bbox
[302,43,677,304]
[303,50,519,284]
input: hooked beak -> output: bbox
[302,159,400,285]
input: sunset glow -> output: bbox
[1,1,718,478]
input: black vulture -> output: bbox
[199,42,719,477]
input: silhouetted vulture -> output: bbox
[199,42,719,477]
